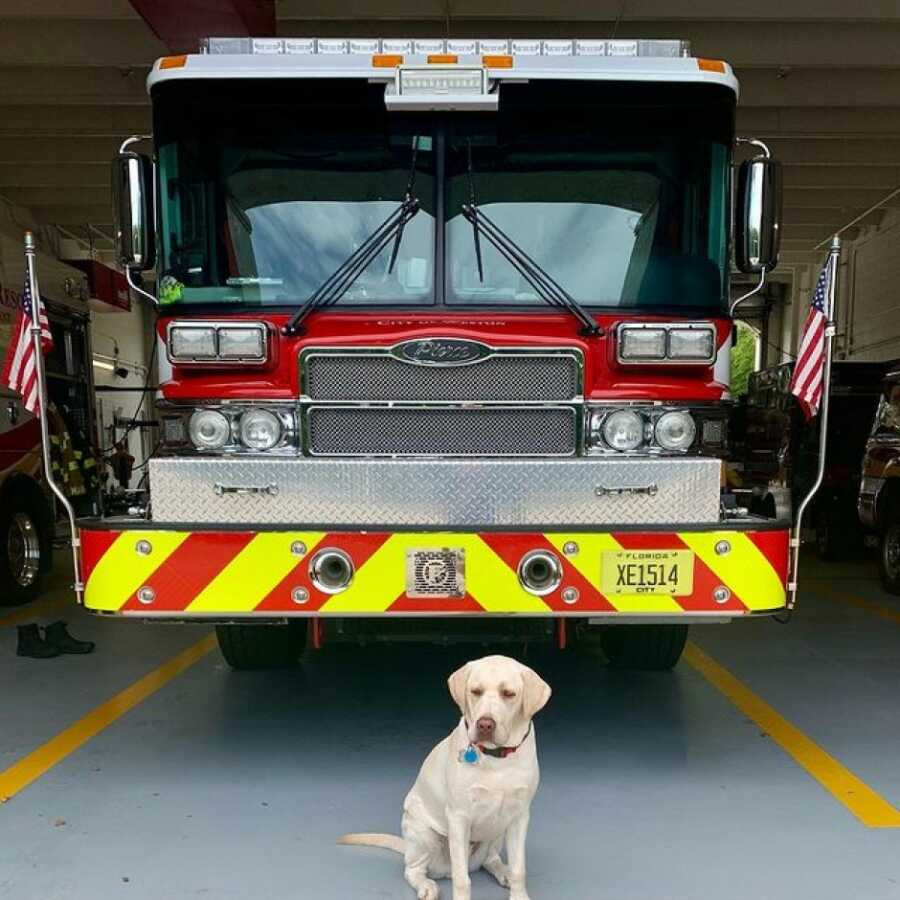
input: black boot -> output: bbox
[16,624,61,659]
[44,622,95,655]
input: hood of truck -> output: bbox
[156,309,732,403]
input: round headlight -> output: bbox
[189,409,231,450]
[602,409,645,452]
[239,408,282,451]
[655,410,696,451]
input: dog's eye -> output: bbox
[502,690,517,700]
[471,688,484,697]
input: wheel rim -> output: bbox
[884,526,900,581]
[7,512,40,588]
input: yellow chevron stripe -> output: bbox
[545,533,682,613]
[469,536,547,613]
[680,531,785,610]
[319,534,406,613]
[84,530,189,611]
[186,532,327,613]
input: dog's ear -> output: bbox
[520,664,552,719]
[447,662,471,715]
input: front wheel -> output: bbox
[600,624,688,670]
[879,521,900,595]
[215,622,307,670]
[0,493,48,606]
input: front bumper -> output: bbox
[78,522,789,620]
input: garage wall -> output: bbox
[838,209,900,363]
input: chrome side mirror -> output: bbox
[735,156,782,274]
[111,152,155,272]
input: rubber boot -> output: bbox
[16,624,61,659]
[44,621,95,655]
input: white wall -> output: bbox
[839,209,900,362]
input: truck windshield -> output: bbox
[154,79,731,312]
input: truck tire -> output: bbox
[0,491,48,607]
[879,520,900,595]
[215,622,307,670]
[600,624,688,670]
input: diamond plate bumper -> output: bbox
[148,457,721,527]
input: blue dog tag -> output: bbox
[460,744,479,764]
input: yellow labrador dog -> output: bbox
[340,655,551,900]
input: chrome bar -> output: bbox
[24,230,84,601]
[788,235,841,610]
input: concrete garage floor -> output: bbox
[3,557,900,900]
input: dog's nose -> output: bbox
[476,716,496,736]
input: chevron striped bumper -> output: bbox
[78,524,789,619]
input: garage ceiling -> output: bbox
[0,0,898,269]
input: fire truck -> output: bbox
[79,37,787,670]
[1,235,94,605]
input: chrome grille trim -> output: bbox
[305,405,578,457]
[300,344,583,403]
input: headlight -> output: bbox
[668,327,715,361]
[169,325,217,360]
[218,325,267,361]
[655,410,696,451]
[189,409,231,449]
[239,408,282,451]
[602,409,645,452]
[619,327,666,361]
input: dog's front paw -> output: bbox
[509,892,531,900]
[418,879,440,900]
[484,859,511,888]
[451,882,471,900]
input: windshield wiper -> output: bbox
[459,204,603,337]
[283,138,422,337]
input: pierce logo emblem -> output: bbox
[392,338,491,366]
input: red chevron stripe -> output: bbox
[747,529,790,583]
[477,532,617,612]
[611,532,748,613]
[121,532,255,612]
[253,531,392,612]
[79,529,120,582]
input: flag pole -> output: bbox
[787,235,841,612]
[24,230,83,602]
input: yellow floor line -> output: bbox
[0,595,68,628]
[683,642,900,828]
[815,586,900,626]
[0,633,216,802]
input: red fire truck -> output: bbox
[79,37,786,670]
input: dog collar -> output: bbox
[463,722,532,760]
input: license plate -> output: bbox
[601,550,694,596]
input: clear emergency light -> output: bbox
[200,37,691,59]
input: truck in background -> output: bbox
[0,233,97,604]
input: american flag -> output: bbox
[790,257,831,420]
[1,273,53,415]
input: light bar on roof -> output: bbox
[199,37,691,58]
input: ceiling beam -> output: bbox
[0,105,151,137]
[780,166,900,189]
[0,67,150,106]
[0,164,109,187]
[0,20,166,67]
[1,187,111,207]
[738,107,900,137]
[737,68,900,108]
[0,137,123,163]
[26,205,113,227]
[784,188,900,209]
[129,0,275,55]
[759,139,900,166]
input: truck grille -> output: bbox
[303,352,581,402]
[306,406,577,457]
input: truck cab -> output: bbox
[78,38,786,670]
